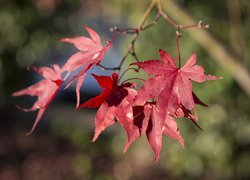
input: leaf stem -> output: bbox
[121,77,145,85]
[97,64,120,71]
[118,67,139,82]
[107,0,210,71]
[156,1,209,68]
[117,0,158,68]
[176,29,182,68]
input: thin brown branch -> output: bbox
[110,27,139,35]
[118,67,140,82]
[107,0,210,72]
[129,36,140,62]
[141,13,161,30]
[179,20,209,29]
[156,0,209,67]
[157,0,209,31]
[118,0,158,68]
[163,0,250,96]
[121,77,145,85]
[157,0,178,28]
[98,64,120,71]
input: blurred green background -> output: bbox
[1,0,250,179]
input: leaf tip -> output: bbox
[60,38,69,43]
[92,131,100,142]
[25,131,33,136]
[154,155,160,164]
[12,92,18,97]
[91,137,96,142]
[179,139,185,149]
[83,25,90,31]
[123,143,130,154]
[25,127,35,136]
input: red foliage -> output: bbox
[13,25,221,162]
[61,26,112,107]
[78,73,139,152]
[132,49,220,120]
[131,104,184,162]
[13,65,63,135]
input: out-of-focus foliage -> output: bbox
[1,0,250,179]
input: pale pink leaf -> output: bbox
[84,26,102,45]
[76,74,86,108]
[25,108,46,136]
[13,65,63,134]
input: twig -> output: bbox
[121,77,145,85]
[141,13,161,30]
[157,0,178,28]
[118,0,158,68]
[98,64,120,71]
[110,27,139,35]
[163,0,250,96]
[157,1,209,30]
[156,0,209,67]
[118,67,139,82]
[106,0,209,71]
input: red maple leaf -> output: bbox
[131,104,184,163]
[12,65,63,135]
[61,26,112,107]
[78,73,140,152]
[132,49,220,119]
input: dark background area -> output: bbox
[0,0,250,179]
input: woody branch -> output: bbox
[99,0,209,71]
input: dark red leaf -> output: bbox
[78,73,139,152]
[124,103,183,163]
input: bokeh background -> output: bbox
[1,0,250,179]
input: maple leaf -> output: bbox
[12,65,63,135]
[78,73,139,151]
[130,104,184,163]
[132,49,220,119]
[61,26,112,107]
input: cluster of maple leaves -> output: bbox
[13,26,219,162]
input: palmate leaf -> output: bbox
[13,65,63,135]
[12,22,222,163]
[61,26,112,107]
[78,73,139,151]
[129,104,184,163]
[132,49,220,119]
[79,71,184,162]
